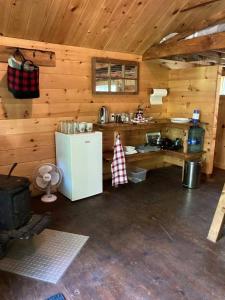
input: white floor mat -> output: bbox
[0,229,89,283]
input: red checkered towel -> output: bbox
[111,135,128,187]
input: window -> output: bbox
[92,58,139,94]
[220,77,225,95]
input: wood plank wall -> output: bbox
[0,37,168,181]
[214,96,225,169]
[166,65,221,174]
[0,36,221,180]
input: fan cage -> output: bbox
[33,163,63,191]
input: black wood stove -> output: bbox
[0,164,50,258]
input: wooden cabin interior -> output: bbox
[1,1,225,299]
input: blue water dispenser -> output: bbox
[188,125,205,153]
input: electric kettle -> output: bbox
[99,106,109,124]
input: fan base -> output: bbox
[41,194,57,203]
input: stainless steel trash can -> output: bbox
[182,160,201,189]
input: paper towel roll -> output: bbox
[150,88,168,105]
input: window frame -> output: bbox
[92,57,139,95]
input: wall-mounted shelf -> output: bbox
[0,45,56,67]
[95,120,207,131]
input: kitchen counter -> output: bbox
[94,119,206,178]
[103,149,204,163]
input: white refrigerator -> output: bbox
[55,131,103,201]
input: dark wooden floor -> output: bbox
[1,166,225,300]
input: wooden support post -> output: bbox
[207,183,225,242]
[183,129,188,154]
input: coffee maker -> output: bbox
[99,106,109,124]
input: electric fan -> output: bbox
[33,163,63,203]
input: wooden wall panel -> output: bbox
[0,36,168,185]
[0,36,221,183]
[166,65,221,174]
[214,96,225,169]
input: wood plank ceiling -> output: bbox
[0,0,225,54]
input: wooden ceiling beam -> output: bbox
[162,50,225,65]
[143,31,225,61]
[198,51,225,59]
[175,0,221,13]
[162,10,225,44]
[212,49,225,54]
[150,59,198,69]
[164,54,214,63]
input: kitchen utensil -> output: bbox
[125,114,129,123]
[78,122,86,133]
[135,106,144,121]
[160,138,173,150]
[86,123,93,132]
[146,132,161,145]
[73,122,78,133]
[99,106,109,124]
[110,113,115,122]
[129,113,134,121]
[173,138,183,150]
[125,150,138,155]
[62,121,69,134]
[124,145,137,155]
[115,114,122,123]
[170,118,190,124]
[124,146,136,152]
[121,113,126,123]
[58,121,64,133]
[68,121,74,134]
